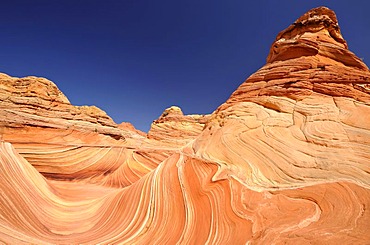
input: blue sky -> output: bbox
[1,0,369,131]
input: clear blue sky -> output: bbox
[1,1,369,131]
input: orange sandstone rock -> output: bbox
[0,6,369,244]
[148,105,210,146]
[0,73,165,186]
[118,122,147,137]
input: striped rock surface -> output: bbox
[0,6,370,244]
[148,106,210,146]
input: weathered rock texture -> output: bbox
[148,106,210,146]
[0,73,170,187]
[0,73,126,139]
[0,6,369,244]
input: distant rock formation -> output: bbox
[118,122,147,137]
[148,106,210,146]
[0,7,369,244]
[0,73,127,140]
[0,73,160,185]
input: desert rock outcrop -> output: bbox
[148,106,210,146]
[0,6,369,244]
[0,73,169,187]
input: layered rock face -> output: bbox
[0,73,127,140]
[196,6,370,189]
[191,7,370,242]
[0,7,370,244]
[0,73,171,187]
[148,106,210,146]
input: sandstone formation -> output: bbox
[148,106,210,146]
[0,6,369,244]
[118,122,147,137]
[0,73,172,187]
[0,73,126,140]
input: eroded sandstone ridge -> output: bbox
[148,106,210,146]
[0,7,369,244]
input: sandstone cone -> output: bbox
[0,6,369,244]
[148,105,210,146]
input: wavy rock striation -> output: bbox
[0,6,369,244]
[0,73,171,187]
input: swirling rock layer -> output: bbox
[1,6,370,244]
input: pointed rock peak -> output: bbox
[217,6,370,112]
[278,6,346,47]
[118,122,147,137]
[266,6,368,69]
[159,106,184,119]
